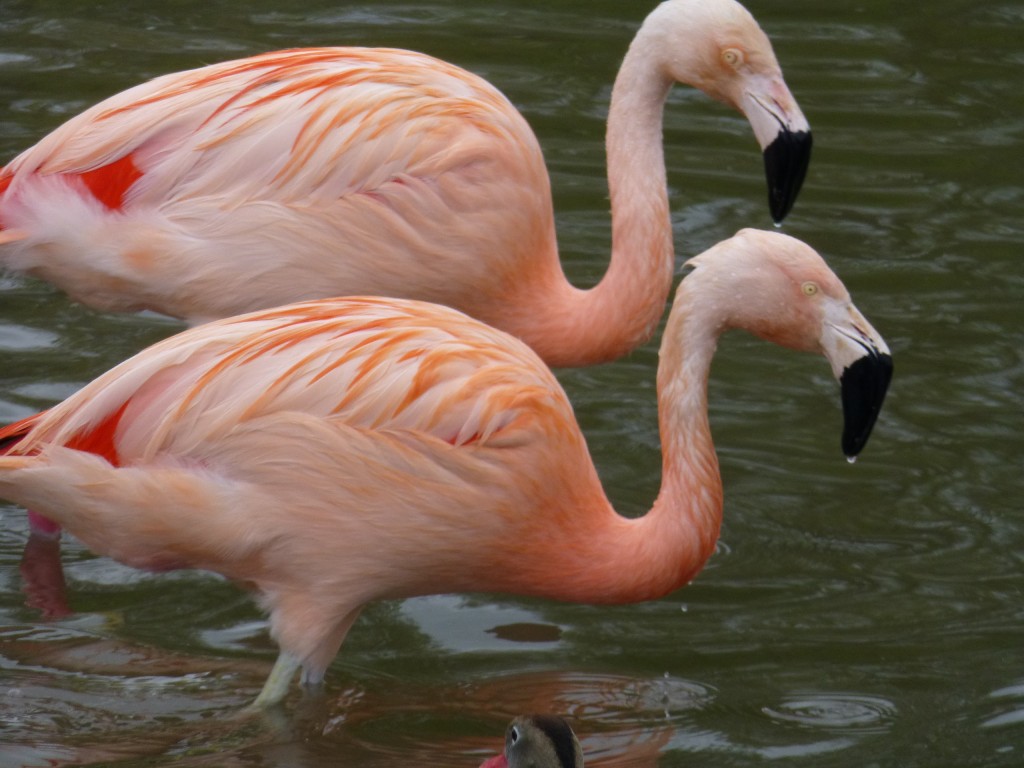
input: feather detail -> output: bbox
[14,298,570,463]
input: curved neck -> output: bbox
[610,282,724,601]
[512,276,725,605]
[500,37,677,368]
[649,282,725,587]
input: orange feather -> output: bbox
[0,411,43,453]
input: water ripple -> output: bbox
[983,681,1024,730]
[762,692,898,733]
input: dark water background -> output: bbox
[0,1,1021,765]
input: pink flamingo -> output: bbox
[0,229,891,707]
[0,0,810,368]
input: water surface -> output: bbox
[0,1,1021,766]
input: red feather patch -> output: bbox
[74,154,142,212]
[0,412,43,454]
[64,400,130,466]
[0,154,140,221]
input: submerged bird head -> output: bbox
[480,715,584,768]
[641,0,812,222]
[681,229,893,458]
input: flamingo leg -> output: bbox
[251,651,302,709]
[299,606,363,684]
[27,509,62,538]
[249,604,364,707]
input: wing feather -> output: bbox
[2,48,532,207]
[15,298,574,464]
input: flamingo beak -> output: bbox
[839,346,893,458]
[763,128,813,224]
[820,302,893,458]
[740,77,813,223]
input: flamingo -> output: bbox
[481,716,583,768]
[0,230,890,708]
[0,0,811,368]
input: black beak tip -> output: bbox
[764,129,813,224]
[840,351,894,458]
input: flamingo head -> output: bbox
[642,0,813,222]
[682,229,893,458]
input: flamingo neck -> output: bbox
[501,36,676,368]
[606,286,724,602]
[616,280,725,601]
[517,278,724,605]
[650,283,725,587]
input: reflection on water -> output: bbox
[1,0,1022,766]
[19,531,69,619]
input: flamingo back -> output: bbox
[3,49,531,203]
[0,49,557,321]
[12,298,577,465]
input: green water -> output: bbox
[0,1,1021,766]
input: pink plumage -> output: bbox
[0,230,891,707]
[0,0,811,367]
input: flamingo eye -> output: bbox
[722,48,744,69]
[802,281,819,296]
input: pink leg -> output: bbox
[27,509,62,538]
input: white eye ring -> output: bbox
[802,282,819,296]
[722,48,744,68]
[510,726,521,743]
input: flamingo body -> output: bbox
[1,48,539,322]
[0,229,891,707]
[0,0,811,367]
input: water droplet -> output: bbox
[680,604,688,613]
[847,455,858,465]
